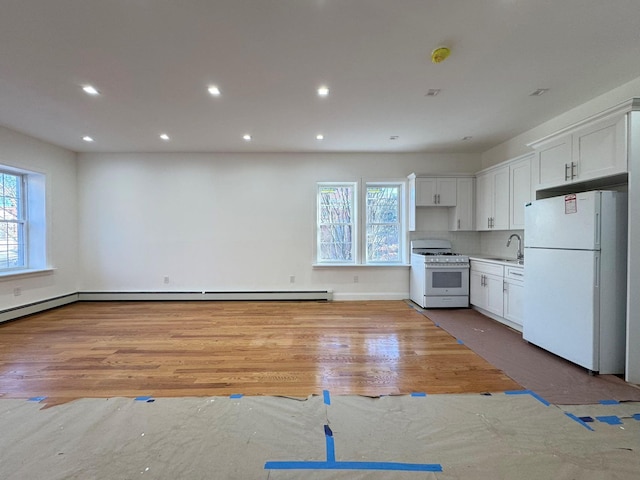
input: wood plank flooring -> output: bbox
[0,301,520,406]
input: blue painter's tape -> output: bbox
[456,339,464,345]
[324,425,333,437]
[410,392,427,397]
[325,434,336,462]
[578,416,594,423]
[28,396,47,402]
[596,415,623,425]
[504,390,550,406]
[265,461,443,472]
[323,389,331,405]
[599,399,620,405]
[135,396,153,402]
[632,414,640,421]
[230,394,243,399]
[564,412,595,431]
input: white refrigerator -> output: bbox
[523,190,628,374]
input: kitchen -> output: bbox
[409,97,638,380]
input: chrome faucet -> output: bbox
[507,233,524,263]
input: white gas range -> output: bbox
[409,239,470,309]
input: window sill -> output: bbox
[0,268,55,281]
[312,263,410,268]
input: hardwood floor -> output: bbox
[0,301,520,406]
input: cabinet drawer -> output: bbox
[470,260,504,277]
[505,266,525,281]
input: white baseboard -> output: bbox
[331,292,409,301]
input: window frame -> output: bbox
[0,169,27,271]
[364,181,405,264]
[315,179,407,266]
[316,182,358,264]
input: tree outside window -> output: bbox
[0,171,25,270]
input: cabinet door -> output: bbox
[532,135,572,190]
[492,166,510,230]
[450,177,474,231]
[415,178,437,206]
[485,274,505,317]
[436,178,457,206]
[475,173,491,231]
[469,271,486,309]
[509,156,532,230]
[504,279,524,327]
[574,115,627,182]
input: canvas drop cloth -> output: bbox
[0,393,639,479]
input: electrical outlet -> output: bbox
[289,275,295,284]
[163,276,169,284]
[13,287,22,296]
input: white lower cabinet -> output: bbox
[470,261,504,317]
[470,259,524,331]
[503,266,525,327]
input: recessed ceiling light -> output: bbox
[82,136,94,142]
[529,88,549,97]
[208,85,221,96]
[316,134,324,140]
[317,86,329,97]
[160,133,170,141]
[243,134,252,141]
[425,89,441,97]
[82,85,100,96]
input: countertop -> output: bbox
[468,254,525,268]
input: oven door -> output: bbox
[425,264,470,296]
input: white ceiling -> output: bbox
[1,0,640,154]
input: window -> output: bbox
[0,171,25,270]
[316,181,405,265]
[317,183,357,263]
[0,165,46,274]
[366,184,401,263]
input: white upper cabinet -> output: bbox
[449,177,475,231]
[475,165,509,231]
[530,102,631,191]
[415,177,457,206]
[509,154,533,230]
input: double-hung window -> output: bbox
[316,180,405,265]
[0,170,25,270]
[317,183,357,263]
[365,183,402,263]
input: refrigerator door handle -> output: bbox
[595,212,601,246]
[594,255,600,288]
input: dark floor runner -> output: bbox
[412,304,640,405]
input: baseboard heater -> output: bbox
[77,291,333,302]
[0,293,79,323]
[0,290,333,324]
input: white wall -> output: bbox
[481,76,640,168]
[77,152,480,300]
[0,127,78,309]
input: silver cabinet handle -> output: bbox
[457,219,461,229]
[565,163,570,181]
[571,162,577,179]
[503,280,508,292]
[434,194,437,204]
[511,272,523,277]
